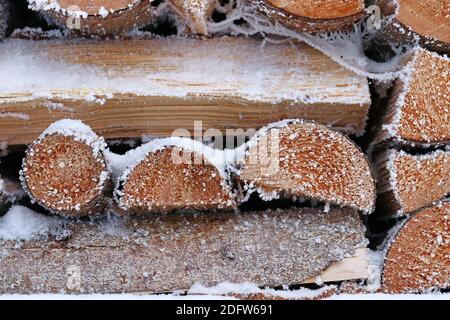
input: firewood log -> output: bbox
[115,138,236,213]
[380,0,449,54]
[376,149,450,216]
[251,0,367,34]
[169,0,216,35]
[377,48,450,147]
[20,120,110,217]
[27,0,155,36]
[235,119,376,213]
[0,206,368,294]
[0,0,8,40]
[0,38,372,146]
[382,201,449,293]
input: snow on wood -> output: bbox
[27,0,156,36]
[376,149,450,216]
[0,179,25,215]
[378,48,450,147]
[0,37,372,145]
[115,138,236,213]
[0,205,368,294]
[251,0,366,34]
[235,119,376,213]
[169,0,216,35]
[20,120,110,217]
[382,200,449,293]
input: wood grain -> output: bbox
[0,37,371,145]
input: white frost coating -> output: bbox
[0,206,61,241]
[205,0,409,80]
[366,250,384,292]
[0,38,370,106]
[188,282,335,299]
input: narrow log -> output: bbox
[377,48,450,147]
[235,119,376,213]
[20,120,110,217]
[252,0,366,34]
[0,0,8,40]
[28,0,155,36]
[376,149,450,216]
[0,38,372,145]
[169,0,215,35]
[382,201,449,293]
[0,206,367,294]
[115,138,236,213]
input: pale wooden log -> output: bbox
[376,149,450,216]
[251,0,366,34]
[27,0,155,36]
[235,119,376,213]
[0,37,371,146]
[0,206,367,294]
[376,48,450,147]
[20,120,111,217]
[115,139,236,213]
[382,201,449,293]
[169,0,216,35]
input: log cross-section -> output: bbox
[0,37,372,146]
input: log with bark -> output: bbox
[378,0,449,54]
[0,206,368,294]
[234,119,376,213]
[27,0,155,36]
[0,38,372,146]
[376,48,450,147]
[382,200,449,293]
[20,120,111,217]
[251,0,367,34]
[376,149,450,216]
[114,138,236,213]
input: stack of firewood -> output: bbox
[0,0,448,297]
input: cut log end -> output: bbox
[237,120,376,213]
[169,0,216,35]
[377,149,450,216]
[382,201,450,293]
[29,0,155,35]
[383,49,450,145]
[21,129,109,217]
[254,0,366,33]
[116,145,235,213]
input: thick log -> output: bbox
[377,49,450,147]
[0,38,371,146]
[169,0,215,35]
[0,206,368,294]
[20,120,110,217]
[27,0,155,36]
[235,119,376,213]
[382,201,449,293]
[376,149,450,216]
[115,138,236,213]
[252,0,366,34]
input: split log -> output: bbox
[0,0,8,40]
[383,0,449,54]
[235,119,376,213]
[0,206,368,294]
[169,0,215,35]
[0,38,371,145]
[376,149,450,216]
[377,48,450,147]
[20,120,110,217]
[382,201,449,293]
[115,138,236,213]
[251,0,366,34]
[28,0,155,36]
